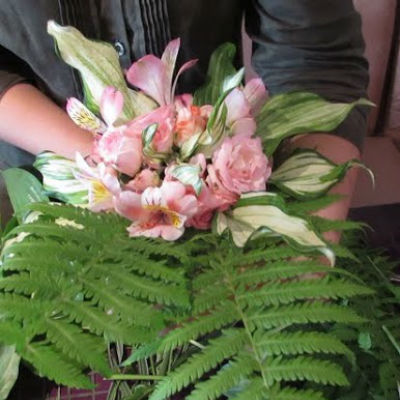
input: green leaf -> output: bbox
[1,168,49,223]
[270,149,373,200]
[256,92,374,156]
[169,164,203,195]
[34,152,88,205]
[222,68,245,93]
[47,21,150,121]
[0,345,20,400]
[193,43,237,106]
[196,92,229,158]
[219,192,334,265]
[142,123,159,148]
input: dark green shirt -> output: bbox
[0,0,369,169]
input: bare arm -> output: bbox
[0,83,94,159]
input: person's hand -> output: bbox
[0,83,94,159]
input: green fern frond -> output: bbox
[263,386,327,400]
[0,321,28,350]
[237,277,373,308]
[21,342,93,389]
[228,377,266,400]
[232,261,364,286]
[230,245,300,267]
[287,194,343,214]
[186,354,257,400]
[44,319,111,376]
[157,303,239,354]
[255,331,354,362]
[80,277,164,328]
[149,329,248,400]
[263,356,349,386]
[248,302,367,330]
[309,216,368,233]
[88,262,189,308]
[55,299,149,345]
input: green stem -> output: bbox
[108,374,164,381]
[218,255,270,390]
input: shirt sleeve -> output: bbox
[0,45,34,100]
[245,0,370,150]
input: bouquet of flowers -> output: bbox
[2,21,398,400]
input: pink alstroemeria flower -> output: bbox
[224,78,267,137]
[128,181,198,241]
[126,38,197,106]
[74,153,120,212]
[100,87,124,127]
[174,94,212,148]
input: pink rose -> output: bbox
[209,135,271,195]
[126,169,160,193]
[174,94,212,147]
[206,165,239,211]
[96,129,143,176]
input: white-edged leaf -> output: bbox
[169,164,203,195]
[142,123,159,148]
[47,21,140,121]
[256,92,374,156]
[193,43,237,106]
[34,152,88,205]
[0,345,20,400]
[197,96,229,158]
[270,150,345,199]
[1,169,49,223]
[219,192,334,265]
[270,150,374,200]
[222,68,245,93]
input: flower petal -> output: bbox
[225,88,251,125]
[100,87,124,127]
[231,117,256,137]
[160,225,185,241]
[66,98,106,133]
[243,78,268,115]
[126,55,167,106]
[161,38,180,102]
[114,190,144,221]
[171,59,198,100]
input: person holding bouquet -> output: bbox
[0,0,368,234]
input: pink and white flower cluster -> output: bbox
[67,39,272,241]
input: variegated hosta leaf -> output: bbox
[256,92,374,156]
[47,21,150,121]
[34,152,88,206]
[217,192,334,265]
[0,345,20,400]
[222,68,245,93]
[193,43,237,106]
[270,149,374,200]
[196,94,229,158]
[66,98,106,133]
[142,124,159,148]
[169,164,203,195]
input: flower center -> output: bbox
[143,205,182,228]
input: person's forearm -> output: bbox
[0,83,94,159]
[290,133,360,243]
